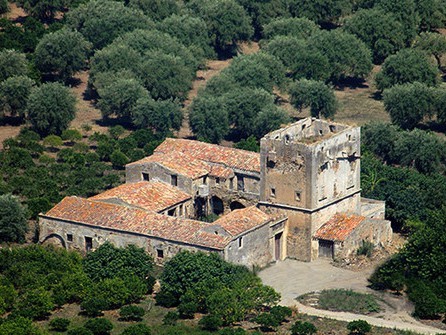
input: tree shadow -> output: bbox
[334,77,369,91]
[419,121,446,134]
[0,115,24,126]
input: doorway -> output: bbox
[274,232,283,261]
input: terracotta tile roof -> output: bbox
[129,151,209,179]
[314,213,365,242]
[209,164,234,179]
[44,196,231,250]
[89,181,191,212]
[154,138,260,173]
[214,206,271,237]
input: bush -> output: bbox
[357,240,374,257]
[68,327,94,335]
[316,289,380,314]
[110,150,129,169]
[219,329,246,335]
[121,324,151,335]
[291,321,317,335]
[199,314,223,331]
[347,320,371,335]
[163,311,179,325]
[119,305,145,321]
[84,318,113,335]
[49,318,70,332]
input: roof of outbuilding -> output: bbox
[129,138,260,174]
[314,213,366,242]
[89,181,191,212]
[43,197,272,249]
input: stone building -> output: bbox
[39,117,392,267]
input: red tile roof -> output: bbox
[209,164,234,179]
[89,181,191,212]
[134,138,260,174]
[44,196,231,250]
[43,198,271,250]
[314,213,365,242]
[214,206,271,236]
[129,151,209,179]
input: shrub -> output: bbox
[119,305,145,321]
[218,329,246,335]
[347,320,371,335]
[49,318,70,332]
[110,150,129,169]
[357,240,374,257]
[84,318,113,335]
[121,324,151,335]
[163,311,179,325]
[317,289,380,314]
[270,305,292,321]
[291,321,317,335]
[254,312,281,330]
[61,129,83,142]
[199,314,223,331]
[155,290,178,308]
[68,327,94,335]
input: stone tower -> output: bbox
[259,118,361,261]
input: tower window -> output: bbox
[142,172,149,181]
[271,188,276,197]
[237,176,245,192]
[157,249,164,258]
[216,177,220,184]
[67,234,73,242]
[229,177,234,190]
[295,191,301,201]
[171,174,178,186]
[238,237,243,248]
[85,237,93,252]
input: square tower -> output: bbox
[259,118,361,260]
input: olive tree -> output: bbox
[26,82,76,136]
[0,50,29,82]
[343,8,405,64]
[0,76,34,118]
[375,48,439,91]
[128,0,180,21]
[34,29,92,81]
[262,17,319,40]
[0,194,28,243]
[414,32,446,69]
[288,0,352,24]
[289,79,337,119]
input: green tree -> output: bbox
[189,96,229,143]
[347,320,371,335]
[119,305,145,321]
[131,96,182,134]
[0,49,29,82]
[262,17,319,40]
[121,324,151,335]
[128,0,179,21]
[110,150,129,169]
[414,32,446,69]
[20,0,65,21]
[199,314,223,331]
[0,76,34,118]
[43,135,63,149]
[375,49,439,91]
[26,82,76,136]
[84,318,113,335]
[263,36,330,81]
[97,78,148,120]
[343,8,405,63]
[0,0,8,14]
[188,0,253,55]
[308,30,373,82]
[288,0,352,24]
[291,321,317,335]
[0,194,28,243]
[49,318,70,332]
[0,317,46,335]
[68,328,94,335]
[66,0,154,50]
[383,82,433,129]
[34,29,91,81]
[61,129,83,142]
[13,287,54,320]
[289,79,337,119]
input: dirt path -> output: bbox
[259,259,444,335]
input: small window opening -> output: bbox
[267,160,276,168]
[284,134,290,144]
[167,208,175,216]
[237,176,245,192]
[302,124,306,130]
[157,249,164,258]
[142,172,149,181]
[216,177,220,184]
[319,129,323,135]
[320,162,328,171]
[171,175,178,186]
[329,125,336,132]
[295,191,301,201]
[85,237,93,252]
[67,234,73,242]
[203,176,207,184]
[229,177,234,190]
[271,188,276,197]
[238,237,243,248]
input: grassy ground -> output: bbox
[298,289,381,315]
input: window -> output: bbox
[215,177,220,184]
[237,176,245,192]
[171,174,178,186]
[142,172,149,181]
[270,188,276,197]
[157,249,164,258]
[179,204,183,216]
[229,177,234,190]
[238,237,243,248]
[67,234,73,242]
[329,125,336,132]
[167,208,175,216]
[203,176,207,184]
[85,237,93,252]
[295,191,301,202]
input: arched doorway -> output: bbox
[211,196,224,215]
[41,234,66,249]
[230,201,245,211]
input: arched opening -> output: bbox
[211,196,224,215]
[230,201,245,211]
[194,197,206,218]
[41,234,66,249]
